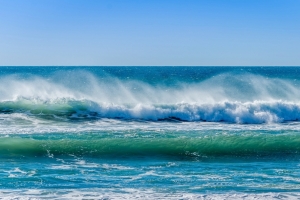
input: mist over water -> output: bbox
[1,69,300,103]
[1,67,300,123]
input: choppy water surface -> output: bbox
[1,67,300,199]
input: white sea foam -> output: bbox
[2,99,300,123]
[1,113,300,135]
[85,100,300,123]
[0,189,299,199]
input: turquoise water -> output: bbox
[1,67,300,199]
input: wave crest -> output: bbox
[1,99,300,123]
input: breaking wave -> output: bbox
[2,70,300,124]
[2,99,300,123]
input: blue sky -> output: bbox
[0,0,299,66]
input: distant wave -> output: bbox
[1,99,300,123]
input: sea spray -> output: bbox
[1,68,300,123]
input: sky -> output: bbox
[0,0,299,66]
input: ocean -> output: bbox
[1,66,300,199]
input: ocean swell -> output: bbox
[1,133,300,158]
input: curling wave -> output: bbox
[1,99,300,123]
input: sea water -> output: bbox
[1,66,300,199]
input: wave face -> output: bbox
[2,131,300,158]
[1,67,300,124]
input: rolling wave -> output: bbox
[1,99,300,123]
[1,133,300,158]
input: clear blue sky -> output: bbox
[0,0,299,66]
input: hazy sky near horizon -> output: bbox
[0,0,299,66]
